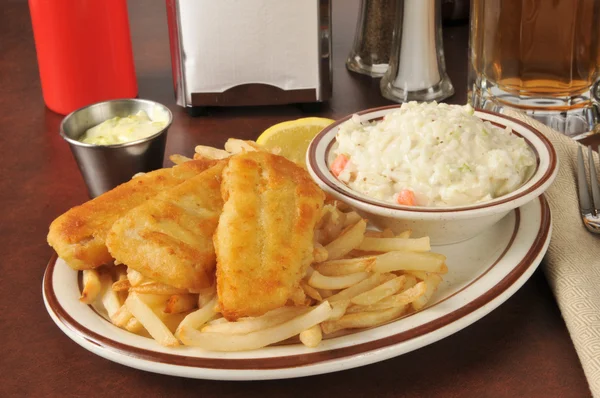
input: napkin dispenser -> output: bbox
[166,0,332,110]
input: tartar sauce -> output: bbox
[79,110,167,145]
[332,102,536,207]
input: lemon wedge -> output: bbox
[256,117,335,166]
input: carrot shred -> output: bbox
[396,189,416,206]
[331,154,349,177]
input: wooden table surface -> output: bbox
[1,0,596,396]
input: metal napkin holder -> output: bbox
[166,0,332,110]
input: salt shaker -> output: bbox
[380,0,454,102]
[346,0,397,77]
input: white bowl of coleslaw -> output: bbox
[307,103,558,245]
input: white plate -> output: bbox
[43,196,551,380]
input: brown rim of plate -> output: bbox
[307,107,557,213]
[43,195,550,371]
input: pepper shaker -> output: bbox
[346,0,397,77]
[380,0,454,102]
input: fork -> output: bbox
[576,145,600,234]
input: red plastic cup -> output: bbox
[29,0,138,115]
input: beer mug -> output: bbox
[468,0,600,139]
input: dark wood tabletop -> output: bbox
[1,0,596,397]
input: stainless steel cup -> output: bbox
[60,99,172,198]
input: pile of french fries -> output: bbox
[79,139,448,352]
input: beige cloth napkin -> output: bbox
[504,110,600,397]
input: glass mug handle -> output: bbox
[554,80,600,139]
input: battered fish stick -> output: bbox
[47,159,218,270]
[106,161,226,291]
[215,152,325,320]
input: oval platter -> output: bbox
[43,196,551,380]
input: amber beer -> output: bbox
[469,0,600,136]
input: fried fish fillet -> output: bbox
[214,152,325,320]
[106,161,227,291]
[47,159,218,270]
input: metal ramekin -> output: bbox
[60,98,173,197]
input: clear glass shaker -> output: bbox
[380,0,454,102]
[346,0,397,78]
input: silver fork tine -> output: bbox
[577,146,592,213]
[588,146,600,212]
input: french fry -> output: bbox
[325,219,367,260]
[364,228,394,238]
[326,273,396,302]
[350,275,407,306]
[357,236,431,253]
[405,270,429,280]
[234,306,300,323]
[111,304,133,327]
[328,299,350,321]
[169,154,193,165]
[155,310,190,334]
[175,296,218,337]
[99,273,121,318]
[403,274,418,289]
[397,230,412,238]
[342,211,362,227]
[114,265,128,281]
[80,269,102,304]
[125,293,179,347]
[115,269,129,301]
[364,230,385,238]
[325,198,351,212]
[301,281,323,302]
[111,279,131,292]
[130,282,188,295]
[386,281,427,307]
[299,324,323,348]
[308,270,370,290]
[136,293,170,309]
[438,263,449,274]
[316,206,346,245]
[178,301,332,352]
[317,204,344,228]
[201,306,308,335]
[224,138,260,154]
[321,305,406,334]
[196,284,216,308]
[346,302,404,314]
[382,228,395,238]
[207,317,228,326]
[314,256,376,276]
[194,145,231,160]
[127,268,148,287]
[347,282,426,313]
[313,243,329,263]
[412,275,442,311]
[165,294,198,314]
[124,316,145,334]
[317,288,333,299]
[371,251,446,273]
